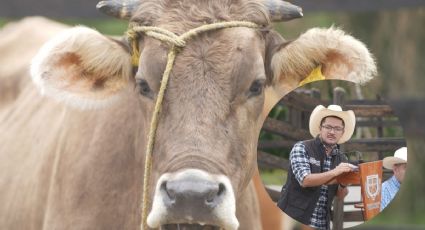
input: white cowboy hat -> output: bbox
[309,104,356,144]
[383,147,407,170]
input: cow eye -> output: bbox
[136,78,153,99]
[248,79,265,97]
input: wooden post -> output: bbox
[332,87,346,230]
[376,95,384,160]
[333,87,345,105]
[310,88,321,100]
[332,197,345,230]
[289,104,302,129]
[304,88,321,130]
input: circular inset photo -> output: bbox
[257,80,406,229]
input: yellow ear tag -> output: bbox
[299,65,325,87]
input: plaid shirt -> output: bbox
[380,175,400,211]
[290,141,337,230]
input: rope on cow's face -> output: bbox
[127,21,261,230]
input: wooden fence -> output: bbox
[257,86,406,229]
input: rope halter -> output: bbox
[127,21,261,230]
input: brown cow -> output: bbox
[0,1,376,229]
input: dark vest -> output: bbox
[277,137,347,229]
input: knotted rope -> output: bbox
[127,21,261,230]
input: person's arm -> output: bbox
[301,162,355,188]
[380,180,390,211]
[325,178,338,185]
[289,142,312,187]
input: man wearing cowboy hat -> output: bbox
[277,104,358,230]
[380,147,407,211]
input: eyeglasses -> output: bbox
[321,125,344,133]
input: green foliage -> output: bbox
[268,104,287,121]
[58,19,128,35]
[273,13,344,39]
[0,18,13,28]
[259,169,286,186]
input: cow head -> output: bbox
[30,0,376,229]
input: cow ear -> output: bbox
[31,26,133,109]
[269,27,377,94]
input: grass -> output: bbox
[0,18,12,27]
[259,169,286,185]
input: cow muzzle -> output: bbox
[147,169,238,230]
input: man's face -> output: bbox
[319,116,345,145]
[393,163,407,183]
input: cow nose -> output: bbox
[161,178,225,209]
[147,169,239,230]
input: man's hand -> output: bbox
[332,162,358,177]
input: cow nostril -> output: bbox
[217,183,225,196]
[161,181,176,203]
[205,183,226,207]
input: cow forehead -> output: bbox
[133,0,270,28]
[140,26,263,51]
[139,27,265,89]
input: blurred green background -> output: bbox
[1,2,424,229]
